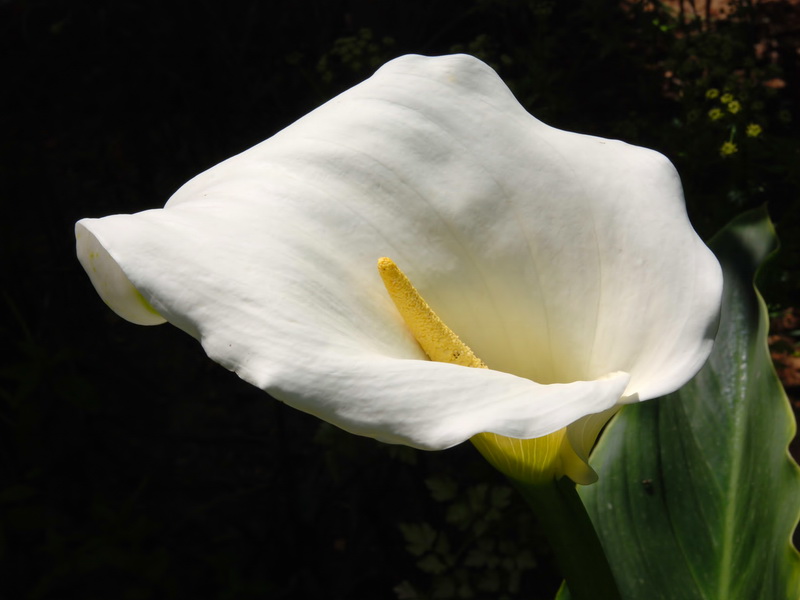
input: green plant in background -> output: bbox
[396,479,538,600]
[641,1,798,258]
[317,28,396,85]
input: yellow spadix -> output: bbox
[377,257,590,485]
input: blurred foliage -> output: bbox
[400,476,536,599]
[316,27,396,84]
[1,0,798,598]
[396,480,539,599]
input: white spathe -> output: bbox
[75,54,722,452]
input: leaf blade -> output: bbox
[564,208,800,599]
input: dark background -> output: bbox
[2,1,799,599]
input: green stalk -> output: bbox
[511,476,621,600]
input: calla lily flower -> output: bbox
[75,54,722,485]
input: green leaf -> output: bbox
[398,522,438,557]
[425,475,459,502]
[559,207,800,599]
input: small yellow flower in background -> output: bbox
[720,93,734,104]
[708,108,724,121]
[727,100,741,114]
[720,141,738,156]
[746,123,763,137]
[706,88,720,99]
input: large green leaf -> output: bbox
[559,208,800,600]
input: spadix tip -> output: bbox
[377,257,396,271]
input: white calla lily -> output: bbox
[76,54,722,484]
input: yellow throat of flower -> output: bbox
[377,257,591,485]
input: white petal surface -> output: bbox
[76,54,721,449]
[75,224,166,326]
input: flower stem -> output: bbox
[511,476,621,600]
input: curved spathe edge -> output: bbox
[76,220,166,326]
